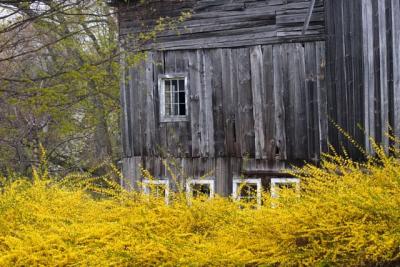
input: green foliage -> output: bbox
[0,150,399,266]
[0,0,122,175]
[0,1,193,177]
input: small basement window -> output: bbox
[270,178,300,199]
[142,179,170,204]
[186,179,215,199]
[232,178,262,206]
[159,74,188,122]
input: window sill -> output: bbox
[160,116,189,123]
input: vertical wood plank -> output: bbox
[153,51,164,155]
[377,0,389,151]
[129,61,143,157]
[293,44,308,159]
[122,156,142,190]
[273,44,287,160]
[305,42,318,160]
[188,50,201,157]
[334,0,348,153]
[153,51,168,156]
[221,49,237,156]
[120,50,132,157]
[145,52,156,156]
[250,45,266,159]
[262,45,276,160]
[137,57,147,157]
[231,49,241,156]
[325,0,339,152]
[316,41,328,154]
[391,0,400,142]
[209,49,225,157]
[343,0,354,157]
[236,47,255,157]
[199,50,207,156]
[284,44,296,159]
[201,49,215,157]
[215,158,230,196]
[362,0,375,154]
[350,0,365,156]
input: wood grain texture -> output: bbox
[236,48,255,157]
[188,50,201,157]
[120,50,132,158]
[117,0,325,50]
[325,0,399,157]
[250,46,267,159]
[144,52,156,156]
[316,41,328,154]
[391,0,400,144]
[129,61,143,157]
[377,0,389,151]
[201,50,215,157]
[362,0,375,154]
[262,45,276,160]
[221,49,236,156]
[272,44,287,160]
[123,43,327,161]
[119,0,400,195]
[122,156,142,190]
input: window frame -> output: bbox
[186,178,215,200]
[232,178,262,206]
[270,178,300,199]
[142,179,170,204]
[158,73,189,123]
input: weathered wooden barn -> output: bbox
[111,0,400,200]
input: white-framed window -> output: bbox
[142,179,170,204]
[186,178,215,199]
[232,178,262,206]
[270,178,300,199]
[158,73,188,122]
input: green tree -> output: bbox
[0,0,120,176]
[0,0,189,177]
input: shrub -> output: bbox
[0,151,399,266]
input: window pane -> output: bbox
[165,80,171,93]
[179,79,185,92]
[173,104,179,115]
[153,184,166,198]
[173,91,179,104]
[161,77,187,119]
[239,183,258,202]
[146,184,167,198]
[192,184,211,198]
[172,80,178,93]
[179,104,186,115]
[165,92,171,115]
[179,92,185,104]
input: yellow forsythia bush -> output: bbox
[0,150,399,266]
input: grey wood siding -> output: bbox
[117,0,325,50]
[325,0,400,157]
[122,42,328,161]
[116,0,400,195]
